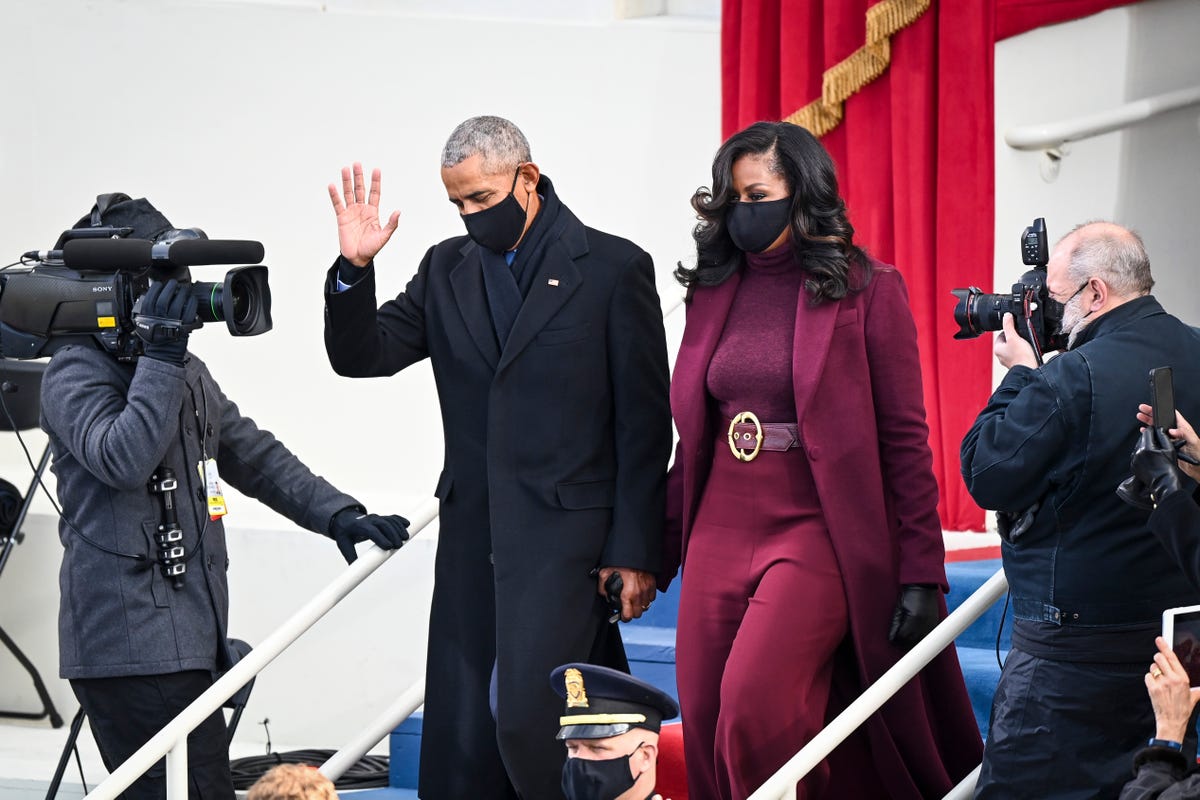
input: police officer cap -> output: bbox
[550,663,679,741]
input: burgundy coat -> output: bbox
[662,260,983,798]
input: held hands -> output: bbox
[134,279,199,365]
[1146,636,1200,744]
[328,163,401,268]
[888,584,940,650]
[329,508,410,564]
[597,566,656,622]
[993,313,1039,370]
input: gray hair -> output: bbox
[440,116,531,174]
[1063,220,1153,297]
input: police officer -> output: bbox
[551,663,679,800]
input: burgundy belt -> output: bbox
[726,412,800,462]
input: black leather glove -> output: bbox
[134,279,199,365]
[888,584,940,650]
[1128,427,1192,508]
[329,508,410,564]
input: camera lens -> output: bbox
[951,287,1011,340]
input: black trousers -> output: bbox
[975,647,1181,800]
[71,671,234,799]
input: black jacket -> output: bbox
[962,296,1200,660]
[323,176,671,800]
[1120,746,1200,799]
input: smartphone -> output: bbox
[1151,366,1177,434]
[1162,604,1200,687]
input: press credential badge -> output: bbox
[199,458,228,520]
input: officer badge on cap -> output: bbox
[550,662,680,741]
[564,668,589,708]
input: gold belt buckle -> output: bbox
[727,411,762,462]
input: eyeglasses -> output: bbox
[1052,278,1091,305]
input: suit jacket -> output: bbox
[323,177,671,800]
[41,346,357,679]
[662,259,982,798]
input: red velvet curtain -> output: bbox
[722,0,1138,531]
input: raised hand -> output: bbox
[327,162,401,267]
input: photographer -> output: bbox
[40,203,408,798]
[961,221,1200,798]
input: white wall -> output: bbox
[0,0,714,755]
[994,0,1200,346]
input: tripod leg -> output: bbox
[45,706,86,800]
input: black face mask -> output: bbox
[462,167,528,253]
[561,742,644,800]
[727,197,792,254]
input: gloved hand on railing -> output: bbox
[888,584,940,650]
[329,508,410,564]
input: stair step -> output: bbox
[955,645,1005,737]
[946,559,1011,650]
[340,789,419,799]
[378,556,1007,788]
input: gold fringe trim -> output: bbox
[783,0,931,137]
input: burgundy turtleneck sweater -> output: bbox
[705,245,805,423]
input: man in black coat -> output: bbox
[322,116,671,799]
[961,221,1200,798]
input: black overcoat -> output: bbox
[323,178,671,800]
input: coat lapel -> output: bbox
[495,216,584,374]
[670,272,741,453]
[449,240,500,369]
[791,288,840,426]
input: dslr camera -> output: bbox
[951,217,1066,363]
[0,195,271,361]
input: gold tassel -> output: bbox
[782,0,931,138]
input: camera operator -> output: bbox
[40,209,409,798]
[961,221,1200,798]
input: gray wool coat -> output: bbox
[40,345,359,679]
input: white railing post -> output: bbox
[749,567,1008,799]
[83,498,439,799]
[165,738,187,800]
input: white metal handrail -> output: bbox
[747,567,1008,800]
[82,497,439,800]
[1004,85,1200,152]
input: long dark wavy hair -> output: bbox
[674,121,870,303]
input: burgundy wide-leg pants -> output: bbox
[676,437,848,800]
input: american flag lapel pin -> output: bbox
[548,278,560,287]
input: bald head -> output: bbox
[1058,220,1153,298]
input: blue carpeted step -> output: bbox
[945,559,1010,651]
[945,558,1010,739]
[954,644,1006,736]
[386,712,422,790]
[340,789,419,799]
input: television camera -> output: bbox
[2,226,271,361]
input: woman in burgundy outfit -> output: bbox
[661,122,982,799]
